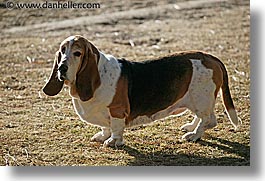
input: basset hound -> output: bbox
[43,35,239,147]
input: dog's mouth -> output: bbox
[57,70,72,86]
[57,64,68,81]
[57,70,67,82]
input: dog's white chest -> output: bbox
[72,98,111,127]
[70,52,122,128]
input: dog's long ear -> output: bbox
[76,41,101,101]
[43,51,64,96]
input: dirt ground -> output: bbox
[0,0,250,166]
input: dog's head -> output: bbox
[43,35,101,101]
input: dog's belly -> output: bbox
[126,107,187,128]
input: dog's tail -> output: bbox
[220,62,240,130]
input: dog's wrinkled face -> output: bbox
[58,36,83,85]
[43,35,101,101]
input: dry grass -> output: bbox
[0,0,250,166]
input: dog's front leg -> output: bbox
[91,127,111,143]
[103,118,125,147]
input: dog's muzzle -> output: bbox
[58,64,68,81]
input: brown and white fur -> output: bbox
[43,35,239,147]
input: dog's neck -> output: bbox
[98,51,112,69]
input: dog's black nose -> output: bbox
[58,64,68,73]
[58,64,68,81]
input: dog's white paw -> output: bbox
[182,132,202,142]
[180,123,196,132]
[181,117,201,132]
[91,131,111,143]
[103,137,124,147]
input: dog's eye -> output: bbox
[73,51,81,57]
[61,47,66,54]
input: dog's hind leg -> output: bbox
[182,114,208,141]
[180,115,201,132]
[204,113,217,130]
[182,110,217,141]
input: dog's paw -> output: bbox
[182,132,202,142]
[91,131,111,143]
[103,137,124,147]
[180,123,196,132]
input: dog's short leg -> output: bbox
[103,118,125,147]
[182,114,211,141]
[204,113,217,129]
[91,127,111,143]
[180,116,201,132]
